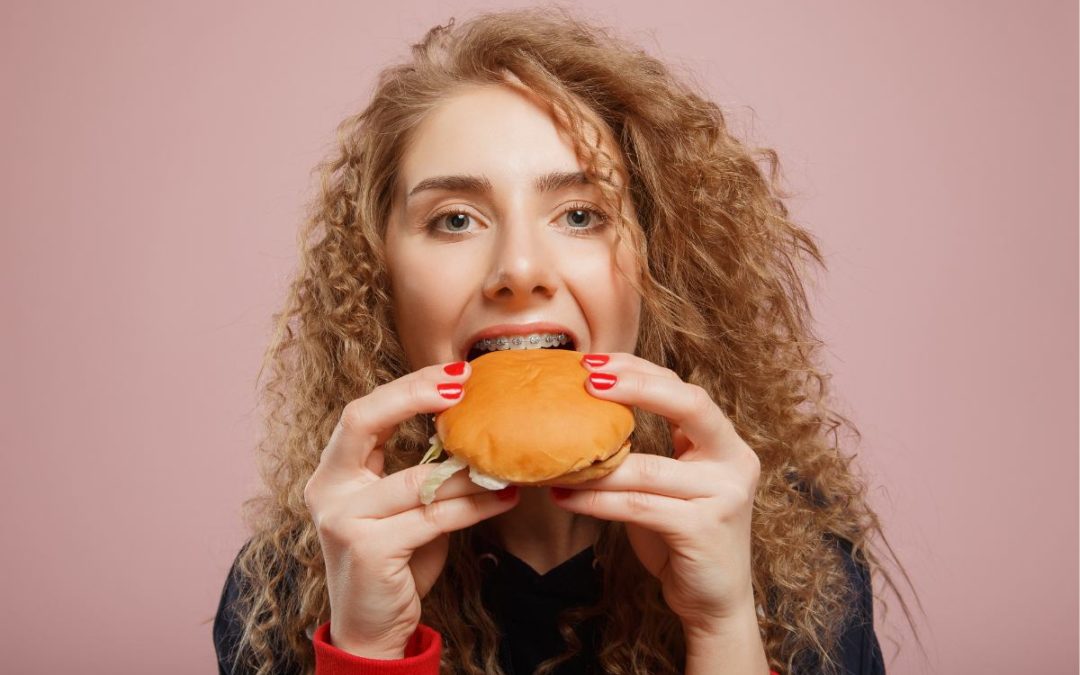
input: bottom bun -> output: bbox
[517,439,632,487]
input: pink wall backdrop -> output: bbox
[2,1,1075,673]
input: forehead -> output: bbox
[398,84,617,199]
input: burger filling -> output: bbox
[419,433,510,505]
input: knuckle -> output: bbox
[303,470,334,517]
[637,454,668,483]
[625,489,652,517]
[689,384,713,414]
[420,500,448,530]
[745,448,762,483]
[403,467,426,497]
[737,483,754,507]
[302,476,318,512]
[716,482,754,516]
[409,376,435,405]
[579,489,601,512]
[633,373,650,396]
[312,508,341,539]
[339,399,372,434]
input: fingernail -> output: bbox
[437,383,463,399]
[496,485,518,501]
[550,487,574,500]
[588,372,617,390]
[443,361,467,376]
[582,354,609,368]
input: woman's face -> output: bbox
[385,83,642,369]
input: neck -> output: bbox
[484,487,602,575]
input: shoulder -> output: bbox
[214,540,307,675]
[213,541,252,674]
[835,536,872,607]
[803,536,886,674]
[783,473,886,669]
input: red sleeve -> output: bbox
[312,622,441,675]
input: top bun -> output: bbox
[434,348,635,485]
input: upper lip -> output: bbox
[461,322,580,360]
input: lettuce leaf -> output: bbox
[419,456,467,505]
[420,434,445,464]
[417,434,510,503]
[468,467,510,490]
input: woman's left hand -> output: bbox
[549,352,762,636]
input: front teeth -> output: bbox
[474,332,569,353]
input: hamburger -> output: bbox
[419,347,635,504]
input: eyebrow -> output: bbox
[405,170,593,205]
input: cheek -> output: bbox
[391,244,484,310]
[387,248,470,366]
[610,244,644,346]
[608,240,643,311]
[612,263,643,341]
[566,246,642,348]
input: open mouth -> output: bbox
[466,336,577,362]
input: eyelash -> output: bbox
[423,201,610,239]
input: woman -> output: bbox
[214,7,920,674]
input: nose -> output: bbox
[481,215,558,305]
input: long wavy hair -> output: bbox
[219,6,923,674]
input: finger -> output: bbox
[319,360,472,478]
[584,369,741,462]
[550,453,714,499]
[550,487,692,536]
[388,489,520,551]
[580,353,685,457]
[346,463,496,519]
[578,351,681,382]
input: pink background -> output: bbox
[2,2,1076,673]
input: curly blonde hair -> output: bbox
[217,6,923,674]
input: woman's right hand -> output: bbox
[303,359,519,659]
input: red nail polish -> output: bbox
[550,487,574,500]
[437,383,463,399]
[443,361,466,376]
[588,372,617,390]
[581,354,609,367]
[496,485,518,501]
